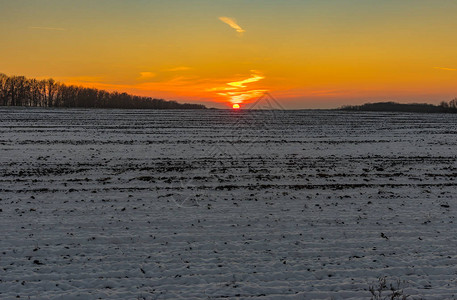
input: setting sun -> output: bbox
[232,103,240,109]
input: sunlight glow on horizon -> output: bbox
[2,0,457,108]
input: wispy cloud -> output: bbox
[206,86,238,92]
[207,70,266,104]
[219,17,245,34]
[434,67,457,71]
[167,66,192,72]
[138,72,156,79]
[217,89,267,103]
[227,73,264,88]
[29,26,66,31]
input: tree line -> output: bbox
[340,100,457,113]
[0,73,206,109]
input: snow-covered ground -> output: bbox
[1,107,457,299]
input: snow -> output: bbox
[1,107,457,299]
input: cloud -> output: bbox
[29,26,66,31]
[205,86,238,92]
[434,67,457,71]
[208,71,266,103]
[227,73,265,88]
[219,17,245,34]
[217,89,267,103]
[167,66,192,72]
[138,72,156,79]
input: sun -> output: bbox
[232,103,240,109]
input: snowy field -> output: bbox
[1,107,457,299]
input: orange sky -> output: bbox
[1,0,457,108]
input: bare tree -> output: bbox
[0,73,8,106]
[0,73,206,109]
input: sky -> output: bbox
[1,0,457,109]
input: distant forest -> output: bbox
[0,73,206,109]
[340,100,457,113]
